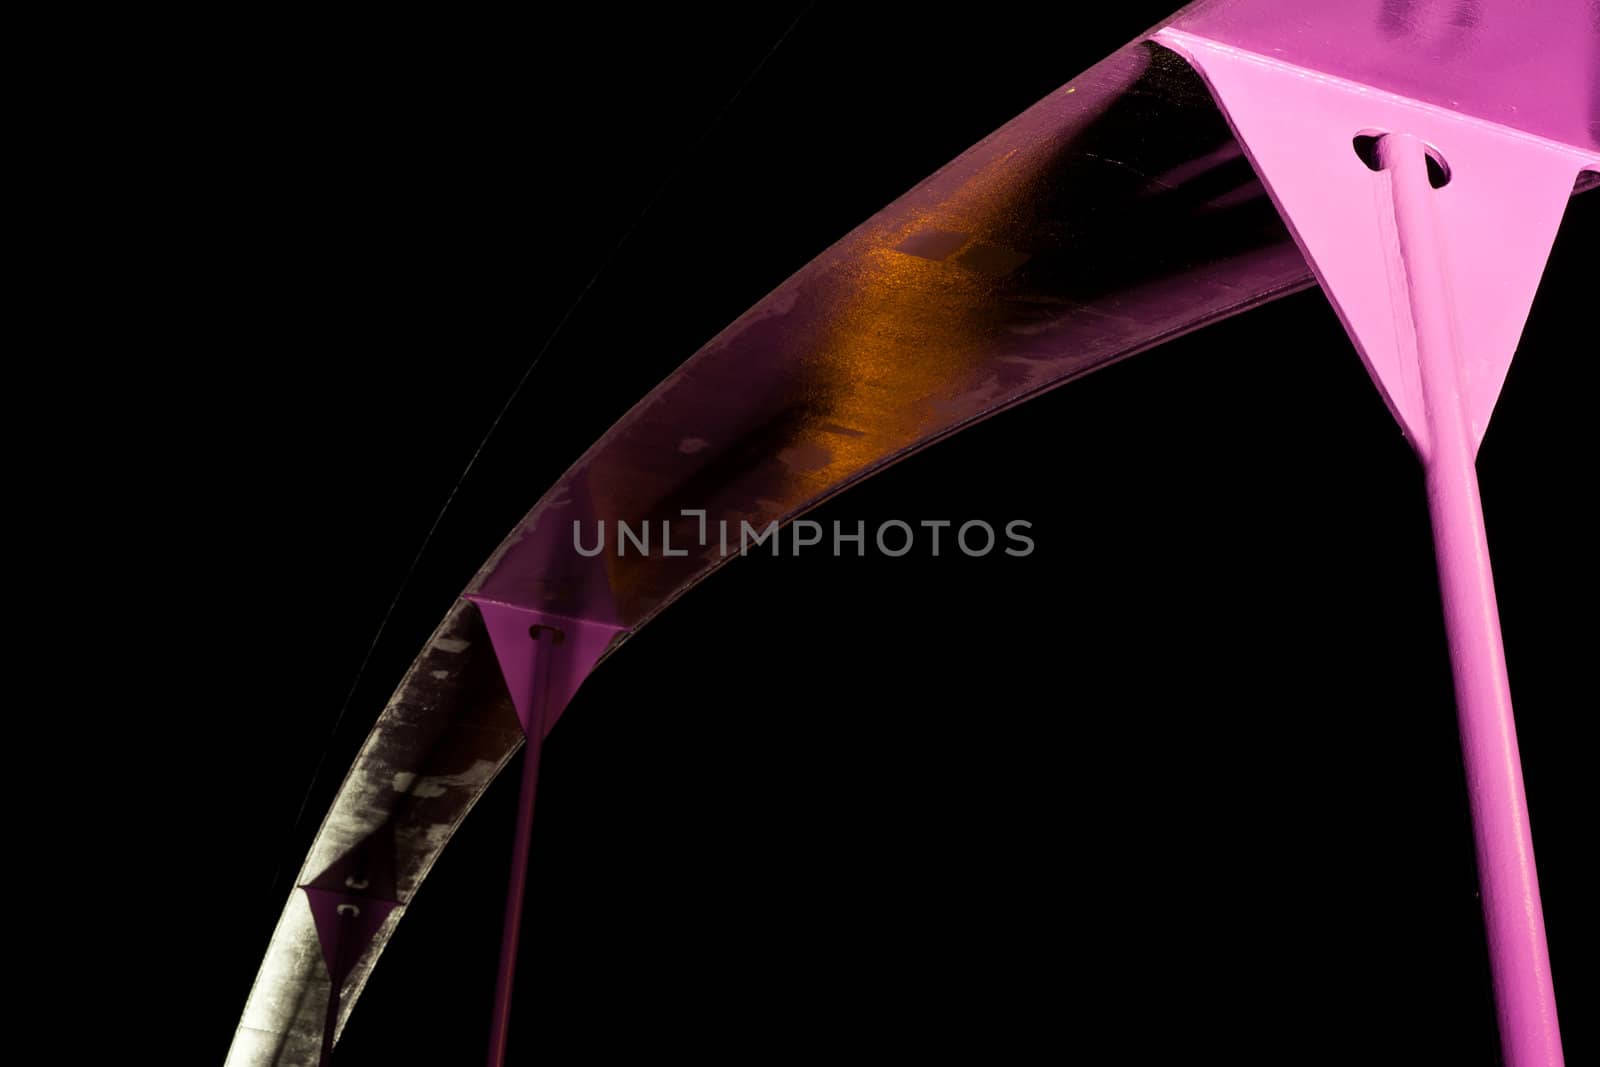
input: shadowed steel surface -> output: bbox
[1155,12,1596,1060]
[228,2,1596,1062]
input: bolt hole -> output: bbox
[528,623,566,644]
[1353,133,1385,171]
[1352,132,1452,188]
[1423,149,1451,188]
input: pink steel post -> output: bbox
[466,596,625,1066]
[1160,8,1598,1063]
[1384,131,1561,1065]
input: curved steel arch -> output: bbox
[228,2,1597,1062]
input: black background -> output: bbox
[119,5,1594,1064]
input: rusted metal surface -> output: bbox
[227,4,1596,1058]
[229,603,524,1063]
[229,41,1310,1060]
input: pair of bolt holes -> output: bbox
[1353,131,1453,188]
[335,875,373,918]
[496,141,1448,738]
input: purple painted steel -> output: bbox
[1167,0,1599,154]
[466,601,626,739]
[229,4,1597,1061]
[1156,28,1596,453]
[1155,9,1598,1063]
[466,40,1315,639]
[300,832,403,1065]
[468,0,1594,694]
[231,604,521,1065]
[302,889,399,1064]
[1386,133,1563,1067]
[465,600,626,1066]
[301,886,400,1066]
[486,741,540,1067]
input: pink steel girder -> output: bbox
[1158,17,1599,1067]
[463,598,626,1067]
[226,5,1597,1063]
[300,832,403,1066]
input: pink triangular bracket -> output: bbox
[301,887,401,988]
[462,595,626,738]
[1155,29,1599,455]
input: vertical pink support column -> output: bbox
[1156,26,1598,1067]
[484,653,549,1067]
[464,595,625,1066]
[1379,133,1560,1067]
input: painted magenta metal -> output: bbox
[463,601,625,1067]
[1157,7,1598,1064]
[228,3,1596,1063]
[1377,131,1568,1066]
[230,33,1320,1064]
[1166,0,1598,155]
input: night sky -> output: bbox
[129,6,1596,1063]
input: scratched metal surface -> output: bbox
[469,42,1312,632]
[228,601,523,1065]
[227,3,1597,1060]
